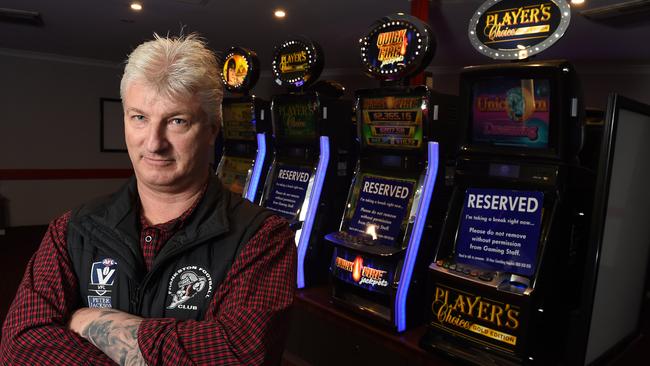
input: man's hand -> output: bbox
[68,308,146,366]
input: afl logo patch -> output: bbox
[88,258,117,296]
[166,266,213,311]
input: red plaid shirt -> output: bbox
[1,198,296,365]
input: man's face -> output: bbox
[123,81,218,193]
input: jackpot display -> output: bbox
[361,96,423,149]
[222,102,256,141]
[471,78,550,148]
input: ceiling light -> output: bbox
[130,3,143,11]
[571,0,585,4]
[274,9,286,18]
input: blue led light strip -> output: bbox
[395,141,439,331]
[296,136,330,289]
[244,133,267,202]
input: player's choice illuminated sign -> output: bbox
[429,283,524,353]
[220,47,260,93]
[469,0,571,60]
[276,100,318,140]
[360,13,436,81]
[272,39,323,88]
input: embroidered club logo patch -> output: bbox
[166,266,213,311]
[89,258,117,296]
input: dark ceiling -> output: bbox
[1,0,649,70]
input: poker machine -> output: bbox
[420,1,597,364]
[566,94,650,365]
[259,38,355,289]
[325,14,458,332]
[419,60,591,366]
[216,46,272,203]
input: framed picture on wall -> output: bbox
[100,98,126,152]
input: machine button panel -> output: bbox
[326,231,404,256]
[331,231,376,246]
[434,259,499,283]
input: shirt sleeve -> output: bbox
[137,215,297,365]
[0,212,115,365]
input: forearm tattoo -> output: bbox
[81,309,146,366]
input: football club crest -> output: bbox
[166,266,214,311]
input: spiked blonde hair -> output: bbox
[120,33,222,123]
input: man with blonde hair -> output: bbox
[1,34,296,365]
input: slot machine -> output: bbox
[420,1,595,364]
[325,14,457,332]
[567,94,650,365]
[260,38,354,289]
[216,47,272,202]
[420,60,591,365]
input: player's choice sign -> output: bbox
[468,0,571,60]
[348,174,415,243]
[220,47,260,92]
[429,283,524,353]
[359,13,435,81]
[265,164,313,219]
[276,100,318,140]
[456,188,543,276]
[272,39,323,88]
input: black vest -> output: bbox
[67,177,271,320]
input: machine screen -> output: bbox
[455,188,543,276]
[274,98,318,141]
[222,102,255,141]
[361,95,423,149]
[217,156,254,195]
[264,164,313,219]
[347,173,416,244]
[471,77,550,149]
